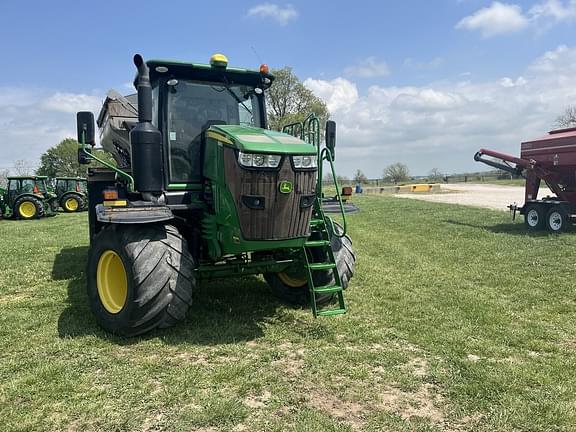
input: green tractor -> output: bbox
[76,53,355,336]
[0,176,57,219]
[53,177,88,212]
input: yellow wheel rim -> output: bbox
[65,197,79,211]
[278,271,307,288]
[19,201,37,218]
[97,250,128,314]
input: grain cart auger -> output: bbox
[76,53,355,336]
[0,176,57,219]
[474,126,576,232]
[53,177,88,212]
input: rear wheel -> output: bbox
[524,204,545,231]
[87,224,195,336]
[61,193,85,213]
[14,196,43,220]
[546,206,568,233]
[264,222,355,305]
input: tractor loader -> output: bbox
[76,53,355,336]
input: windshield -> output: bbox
[166,79,262,183]
[35,180,46,193]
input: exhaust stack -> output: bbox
[129,54,164,195]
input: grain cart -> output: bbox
[474,126,576,232]
[76,53,355,336]
[54,177,88,212]
[0,176,56,219]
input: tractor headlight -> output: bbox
[291,155,317,169]
[238,152,282,168]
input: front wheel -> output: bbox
[87,224,195,336]
[264,222,355,305]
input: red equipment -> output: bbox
[474,127,576,232]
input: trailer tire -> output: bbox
[264,222,355,306]
[14,196,44,219]
[524,204,545,231]
[87,224,195,336]
[545,206,568,233]
[61,193,85,213]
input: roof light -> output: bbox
[259,64,269,74]
[155,66,168,73]
[210,53,228,68]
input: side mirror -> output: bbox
[77,111,95,146]
[78,147,92,165]
[325,120,336,159]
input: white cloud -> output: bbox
[456,2,529,37]
[529,0,576,21]
[344,57,390,78]
[247,3,298,26]
[0,89,103,171]
[304,45,576,177]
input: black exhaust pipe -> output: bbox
[130,54,164,195]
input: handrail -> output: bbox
[319,147,347,238]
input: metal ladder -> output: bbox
[303,206,346,317]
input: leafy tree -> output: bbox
[37,138,116,178]
[555,106,576,129]
[353,169,368,184]
[267,67,329,132]
[383,162,410,184]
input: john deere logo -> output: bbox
[279,180,293,194]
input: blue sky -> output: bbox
[1,0,576,177]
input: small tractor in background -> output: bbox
[53,177,88,212]
[76,53,355,336]
[475,126,576,232]
[0,176,57,220]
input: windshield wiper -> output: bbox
[221,75,252,116]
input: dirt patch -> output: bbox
[244,390,271,409]
[308,390,367,431]
[378,383,445,423]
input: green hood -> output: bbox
[209,125,317,155]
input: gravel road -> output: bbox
[395,183,553,211]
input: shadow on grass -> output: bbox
[54,246,284,345]
[444,219,552,236]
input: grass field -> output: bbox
[1,196,575,431]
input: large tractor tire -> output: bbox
[264,222,355,305]
[87,224,195,336]
[14,196,44,220]
[61,193,85,213]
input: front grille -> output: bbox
[223,148,317,240]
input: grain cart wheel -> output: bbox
[546,206,568,233]
[61,193,85,213]
[86,224,195,336]
[14,196,43,219]
[524,204,545,231]
[264,222,355,305]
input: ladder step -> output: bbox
[313,284,342,294]
[317,308,346,317]
[305,240,330,247]
[307,262,336,270]
[309,218,325,226]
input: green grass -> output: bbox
[1,198,576,431]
